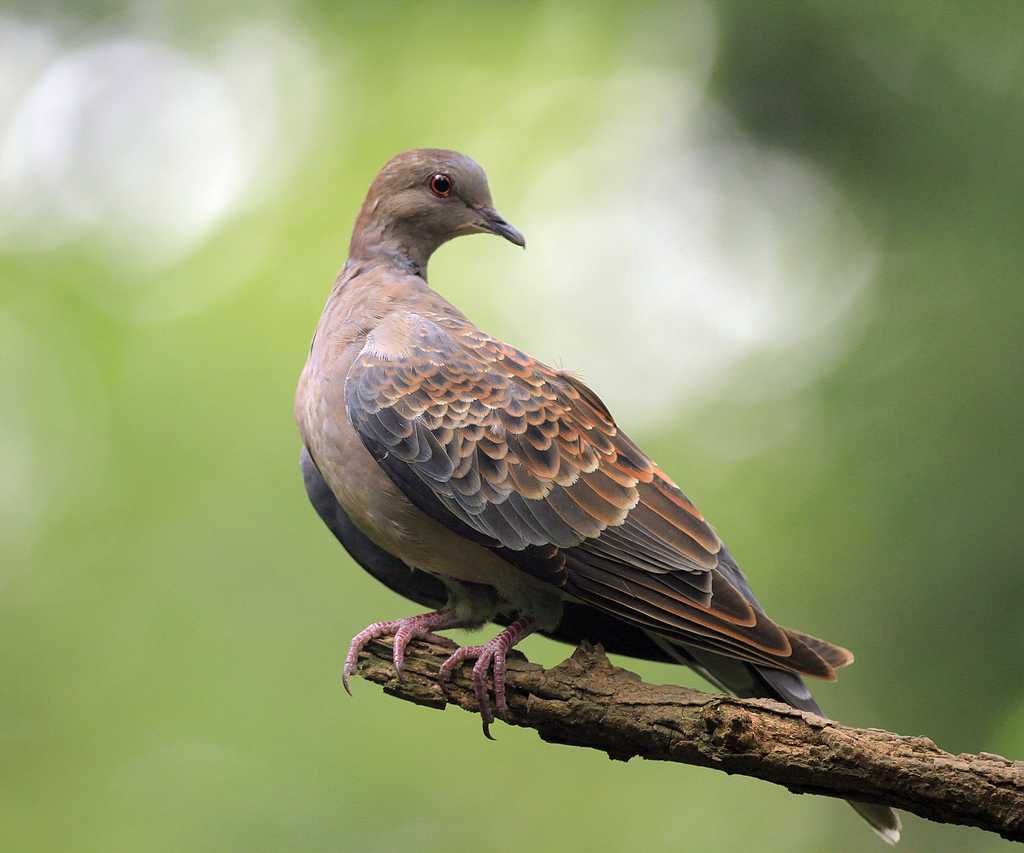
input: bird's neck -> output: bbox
[348,211,437,281]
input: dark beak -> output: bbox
[476,206,526,248]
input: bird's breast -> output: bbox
[294,299,565,630]
[297,341,414,552]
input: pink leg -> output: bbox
[342,608,461,694]
[438,617,534,739]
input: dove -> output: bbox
[294,149,901,844]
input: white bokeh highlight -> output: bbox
[0,16,321,272]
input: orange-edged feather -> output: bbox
[346,310,853,683]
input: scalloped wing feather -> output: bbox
[345,311,849,681]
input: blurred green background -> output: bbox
[2,2,1022,851]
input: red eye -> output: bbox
[429,173,453,198]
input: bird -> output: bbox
[294,149,901,845]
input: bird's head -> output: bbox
[349,149,524,275]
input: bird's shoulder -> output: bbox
[349,306,613,443]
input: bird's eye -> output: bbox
[429,173,453,198]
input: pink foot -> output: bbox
[438,617,534,739]
[342,608,461,694]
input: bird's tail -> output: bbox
[847,800,902,846]
[647,633,902,845]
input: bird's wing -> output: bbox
[346,312,851,680]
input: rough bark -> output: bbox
[352,636,1024,843]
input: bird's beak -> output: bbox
[476,206,526,248]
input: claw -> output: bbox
[472,649,498,735]
[342,609,460,692]
[437,617,534,738]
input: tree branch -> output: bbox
[352,636,1024,843]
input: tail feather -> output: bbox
[849,800,902,845]
[787,628,855,670]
